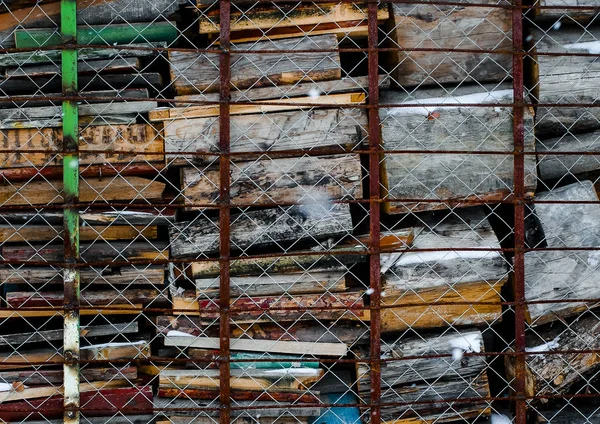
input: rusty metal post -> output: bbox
[61,0,80,422]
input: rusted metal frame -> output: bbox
[512,0,527,422]
[367,0,382,422]
[217,0,232,423]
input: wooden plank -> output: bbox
[380,208,507,332]
[2,241,169,263]
[169,34,341,95]
[533,0,599,23]
[15,22,178,48]
[174,75,389,104]
[150,92,365,121]
[164,336,348,357]
[160,416,307,424]
[0,265,164,286]
[0,114,138,129]
[0,322,138,347]
[196,270,347,298]
[0,365,137,385]
[0,304,141,319]
[0,42,166,69]
[5,57,140,78]
[380,84,537,213]
[181,154,363,208]
[0,88,150,109]
[198,2,387,34]
[0,386,153,420]
[524,181,600,325]
[0,176,165,206]
[505,313,600,400]
[537,129,600,181]
[157,387,319,403]
[164,108,367,165]
[189,229,414,278]
[357,330,490,422]
[0,209,175,226]
[227,22,369,44]
[0,380,127,403]
[0,224,157,243]
[531,26,600,138]
[174,291,366,322]
[0,0,186,48]
[6,288,166,308]
[169,203,353,258]
[388,0,512,87]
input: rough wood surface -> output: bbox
[5,57,140,78]
[0,366,136,385]
[380,84,536,213]
[0,380,127,403]
[157,387,318,403]
[530,27,600,138]
[0,265,164,286]
[164,108,367,165]
[533,0,599,23]
[0,176,165,206]
[0,305,141,319]
[169,35,341,95]
[0,123,164,170]
[181,154,362,208]
[0,224,156,243]
[524,181,600,325]
[6,288,166,308]
[169,203,353,258]
[151,92,365,121]
[505,313,600,400]
[0,209,175,226]
[226,21,369,44]
[537,129,600,180]
[388,0,512,87]
[2,241,168,263]
[380,208,507,331]
[159,416,307,424]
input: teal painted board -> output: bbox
[309,393,361,424]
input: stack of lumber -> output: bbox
[530,25,600,182]
[505,181,600,406]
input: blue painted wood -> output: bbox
[309,392,361,424]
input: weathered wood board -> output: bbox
[0,124,164,170]
[169,34,341,95]
[532,0,599,23]
[357,329,491,422]
[0,224,156,243]
[169,203,353,258]
[5,57,140,78]
[6,288,167,307]
[530,26,600,138]
[387,0,512,87]
[524,181,600,325]
[0,209,175,226]
[0,365,137,385]
[380,208,508,332]
[164,108,367,165]
[505,313,600,400]
[0,176,165,206]
[537,129,600,181]
[380,84,537,213]
[181,154,362,208]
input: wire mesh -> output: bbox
[0,0,598,423]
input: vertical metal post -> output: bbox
[367,1,382,423]
[61,0,80,422]
[218,0,231,423]
[512,0,527,422]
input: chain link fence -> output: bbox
[0,0,597,423]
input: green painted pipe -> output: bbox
[16,21,177,48]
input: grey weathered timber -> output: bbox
[0,265,164,286]
[0,0,188,48]
[380,84,537,213]
[174,75,390,104]
[5,57,140,78]
[0,210,174,226]
[535,405,600,423]
[196,270,347,298]
[181,154,362,208]
[524,181,600,325]
[0,323,138,347]
[0,115,137,129]
[164,108,367,165]
[25,416,154,424]
[531,27,600,138]
[169,203,353,258]
[537,130,600,180]
[381,208,508,331]
[0,43,166,70]
[533,0,599,23]
[505,313,600,399]
[169,34,341,95]
[357,329,490,422]
[388,0,512,88]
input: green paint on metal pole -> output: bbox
[61,0,80,423]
